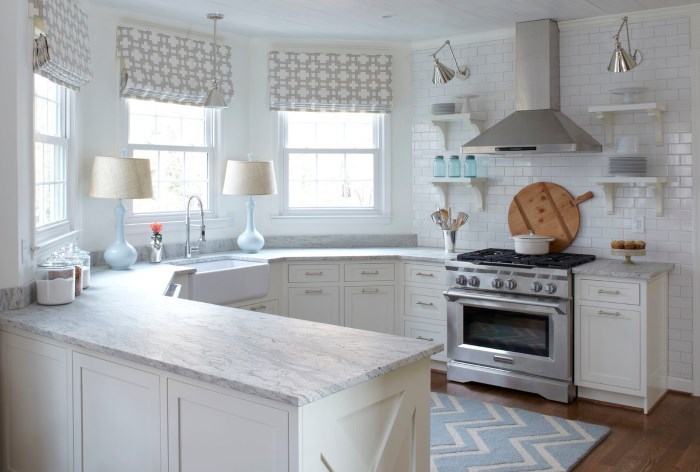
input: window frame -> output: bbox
[278,111,388,218]
[121,98,219,223]
[32,74,75,246]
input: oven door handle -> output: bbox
[443,289,566,314]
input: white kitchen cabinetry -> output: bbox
[0,332,71,472]
[344,286,395,334]
[402,262,448,362]
[73,352,161,471]
[288,286,341,324]
[575,273,668,414]
[233,298,280,315]
[167,380,289,472]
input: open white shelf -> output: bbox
[429,177,487,211]
[429,112,487,149]
[590,176,667,216]
[588,103,666,146]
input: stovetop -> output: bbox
[456,249,595,270]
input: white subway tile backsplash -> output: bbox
[411,18,693,380]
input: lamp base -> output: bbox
[237,229,264,253]
[104,240,138,270]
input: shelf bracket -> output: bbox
[430,121,449,150]
[596,182,616,215]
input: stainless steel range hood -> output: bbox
[462,19,602,154]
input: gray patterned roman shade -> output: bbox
[32,0,92,90]
[269,51,392,113]
[117,26,234,106]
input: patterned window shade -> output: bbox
[117,26,234,106]
[32,0,92,90]
[269,51,392,113]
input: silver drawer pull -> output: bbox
[597,289,621,295]
[361,270,380,275]
[416,272,435,277]
[249,304,267,311]
[305,271,324,276]
[597,310,621,317]
[361,288,379,293]
[415,301,435,307]
[417,336,434,342]
[304,289,323,294]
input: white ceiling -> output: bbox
[92,0,700,41]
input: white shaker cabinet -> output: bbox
[288,286,341,325]
[402,262,448,362]
[0,332,71,472]
[73,353,162,471]
[574,273,668,414]
[344,285,395,334]
[167,380,289,472]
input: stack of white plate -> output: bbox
[431,102,457,115]
[608,156,647,176]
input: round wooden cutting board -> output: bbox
[508,182,593,253]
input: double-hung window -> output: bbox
[33,74,72,239]
[280,111,386,216]
[124,98,214,217]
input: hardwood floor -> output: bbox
[431,371,700,471]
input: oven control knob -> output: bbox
[530,281,543,293]
[544,283,557,294]
[505,279,517,290]
[468,276,480,287]
[455,275,468,286]
[491,278,503,289]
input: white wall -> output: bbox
[411,13,694,386]
[0,0,35,289]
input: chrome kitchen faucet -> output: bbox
[185,195,206,258]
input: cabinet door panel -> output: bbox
[578,305,641,390]
[404,285,446,322]
[1,332,70,472]
[288,286,341,325]
[167,380,288,472]
[404,264,444,286]
[404,320,446,360]
[344,286,395,334]
[73,353,161,472]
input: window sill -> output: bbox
[271,214,393,225]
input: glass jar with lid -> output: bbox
[36,258,75,305]
[64,243,91,289]
[433,155,446,178]
[448,155,461,178]
[464,155,477,178]
[61,253,83,296]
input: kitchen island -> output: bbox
[0,263,442,472]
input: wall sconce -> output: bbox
[431,40,470,85]
[608,16,642,73]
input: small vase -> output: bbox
[149,236,163,263]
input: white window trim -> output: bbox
[32,78,76,250]
[277,111,390,219]
[120,98,221,224]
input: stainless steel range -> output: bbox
[444,249,595,403]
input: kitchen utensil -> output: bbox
[454,211,468,229]
[511,230,555,255]
[439,208,449,221]
[430,211,442,227]
[507,182,594,253]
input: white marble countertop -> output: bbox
[572,259,674,279]
[0,255,443,407]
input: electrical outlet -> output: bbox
[633,216,645,234]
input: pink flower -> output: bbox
[150,222,163,234]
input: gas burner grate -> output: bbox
[456,249,595,269]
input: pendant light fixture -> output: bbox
[204,13,227,108]
[608,16,642,73]
[431,40,469,85]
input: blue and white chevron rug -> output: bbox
[430,392,610,472]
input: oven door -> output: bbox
[445,289,572,380]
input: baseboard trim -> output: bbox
[667,376,693,394]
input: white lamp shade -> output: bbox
[222,160,277,196]
[89,156,153,199]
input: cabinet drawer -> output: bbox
[578,278,640,306]
[344,263,395,282]
[404,286,446,322]
[404,263,445,286]
[404,320,446,359]
[288,264,340,283]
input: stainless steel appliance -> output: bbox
[444,249,595,403]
